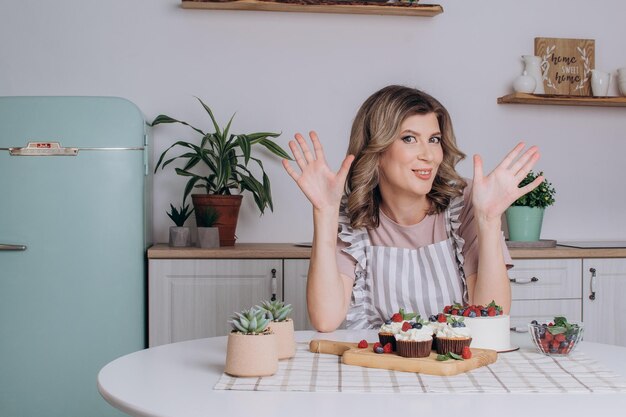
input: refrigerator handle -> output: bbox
[0,244,27,251]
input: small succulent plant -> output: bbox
[167,202,194,227]
[230,308,271,335]
[196,206,220,228]
[257,300,293,322]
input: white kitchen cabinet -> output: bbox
[149,259,283,347]
[283,259,315,331]
[582,258,626,346]
[508,258,582,332]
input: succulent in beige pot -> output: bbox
[196,206,220,248]
[152,98,290,246]
[258,300,295,360]
[224,308,277,377]
[167,202,194,247]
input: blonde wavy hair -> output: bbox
[346,85,467,229]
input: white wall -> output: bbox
[2,0,625,243]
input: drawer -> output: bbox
[509,259,581,300]
[509,299,582,332]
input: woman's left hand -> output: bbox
[471,142,544,223]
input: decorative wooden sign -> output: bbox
[535,37,595,96]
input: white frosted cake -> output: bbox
[441,301,511,352]
[462,315,511,351]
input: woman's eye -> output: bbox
[401,135,416,144]
[429,136,441,144]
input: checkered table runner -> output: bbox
[214,342,626,393]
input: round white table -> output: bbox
[98,330,626,417]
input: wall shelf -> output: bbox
[181,0,444,17]
[497,92,626,108]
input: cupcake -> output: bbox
[434,317,472,355]
[394,322,434,358]
[378,308,417,351]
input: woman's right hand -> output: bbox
[282,131,355,211]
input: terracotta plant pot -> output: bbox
[191,194,243,246]
[224,332,278,377]
[269,319,296,360]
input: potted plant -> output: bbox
[152,98,290,246]
[506,171,556,241]
[196,206,220,248]
[167,202,194,247]
[257,300,295,359]
[224,308,278,377]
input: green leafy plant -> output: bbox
[197,206,220,228]
[436,352,464,361]
[230,308,271,335]
[166,203,194,227]
[152,97,291,214]
[257,300,293,322]
[511,171,556,208]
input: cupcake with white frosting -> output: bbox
[378,308,417,351]
[394,323,434,358]
[435,317,472,355]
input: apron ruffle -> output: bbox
[445,194,469,304]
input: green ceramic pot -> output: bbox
[506,206,545,242]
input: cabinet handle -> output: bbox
[589,267,596,301]
[271,268,277,301]
[509,276,539,284]
[510,326,529,333]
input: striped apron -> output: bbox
[338,196,468,329]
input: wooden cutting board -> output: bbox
[309,339,497,376]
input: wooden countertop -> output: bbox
[147,243,626,259]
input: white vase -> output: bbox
[522,55,545,94]
[513,70,537,93]
[615,68,626,96]
[591,70,611,96]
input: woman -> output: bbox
[282,85,543,332]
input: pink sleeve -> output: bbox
[336,237,358,279]
[458,181,514,277]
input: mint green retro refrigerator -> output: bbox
[0,97,151,417]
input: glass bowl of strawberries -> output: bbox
[528,316,583,356]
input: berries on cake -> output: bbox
[394,317,433,358]
[433,316,472,355]
[378,308,417,351]
[443,300,510,352]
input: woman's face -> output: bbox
[378,112,444,199]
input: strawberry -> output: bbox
[544,332,553,342]
[358,339,368,348]
[487,307,496,317]
[383,343,393,353]
[554,334,566,343]
[443,306,451,314]
[437,313,447,323]
[461,346,472,359]
[401,322,412,332]
[391,313,403,323]
[463,309,471,317]
[451,309,459,316]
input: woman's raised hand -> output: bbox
[471,142,544,222]
[282,131,355,211]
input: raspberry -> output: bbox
[461,346,472,359]
[443,306,451,314]
[391,313,403,323]
[372,342,382,353]
[401,322,412,332]
[451,309,458,316]
[437,313,447,323]
[357,339,368,348]
[383,343,393,353]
